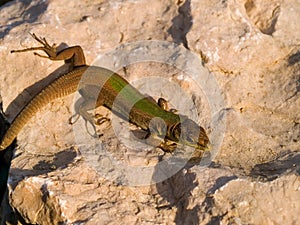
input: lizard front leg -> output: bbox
[69,96,102,137]
[69,87,110,137]
[157,98,177,113]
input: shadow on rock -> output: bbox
[0,100,17,224]
[10,148,77,182]
[288,51,300,66]
[250,150,300,181]
[153,158,202,225]
[0,0,48,39]
[168,0,192,49]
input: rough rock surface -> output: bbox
[0,0,299,224]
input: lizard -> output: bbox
[0,33,211,158]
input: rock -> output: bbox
[187,0,300,171]
[0,0,299,224]
[213,174,300,224]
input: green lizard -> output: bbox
[0,34,210,157]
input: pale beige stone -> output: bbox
[0,0,299,224]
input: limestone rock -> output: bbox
[0,0,299,224]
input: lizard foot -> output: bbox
[157,98,178,113]
[158,139,178,153]
[11,33,58,59]
[94,113,110,126]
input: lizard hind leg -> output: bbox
[69,95,110,138]
[69,97,100,138]
[11,33,86,66]
[11,33,57,59]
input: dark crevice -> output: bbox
[207,213,227,225]
[0,0,12,7]
[0,97,17,224]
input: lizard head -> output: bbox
[172,118,211,151]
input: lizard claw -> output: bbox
[68,113,80,125]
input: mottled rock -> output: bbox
[213,174,300,224]
[0,0,299,224]
[187,0,300,171]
